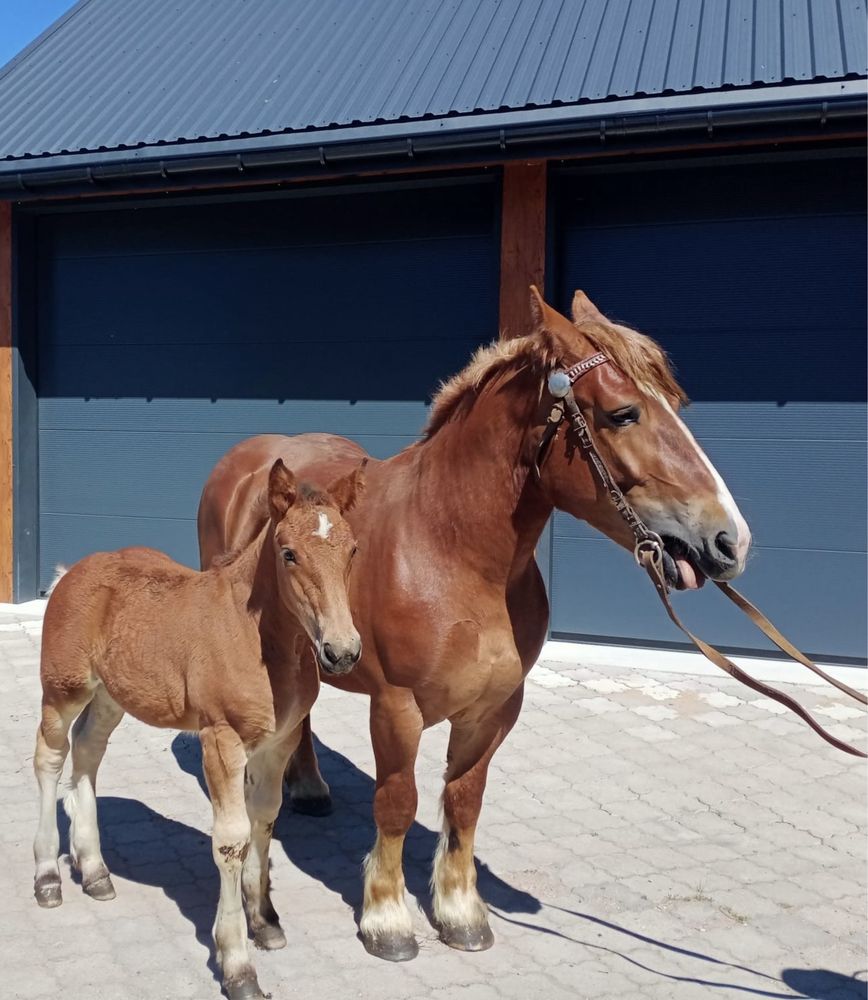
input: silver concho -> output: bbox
[547,371,572,399]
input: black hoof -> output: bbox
[289,794,332,817]
[439,922,495,952]
[253,923,286,951]
[83,873,116,901]
[360,931,419,962]
[223,971,268,1000]
[34,875,62,908]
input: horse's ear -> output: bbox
[529,285,581,355]
[529,285,546,328]
[328,459,367,515]
[571,289,607,327]
[268,459,297,520]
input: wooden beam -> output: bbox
[499,161,546,340]
[0,202,11,601]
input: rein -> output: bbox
[534,353,867,758]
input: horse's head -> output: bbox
[531,288,750,589]
[266,458,365,672]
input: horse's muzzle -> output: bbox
[318,637,362,674]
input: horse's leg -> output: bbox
[201,723,263,1000]
[66,685,125,901]
[243,727,301,950]
[285,713,332,816]
[433,683,524,951]
[33,698,83,907]
[359,693,424,962]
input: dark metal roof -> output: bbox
[0,0,865,168]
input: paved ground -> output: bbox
[1,605,866,1000]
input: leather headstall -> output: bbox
[534,352,867,758]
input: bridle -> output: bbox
[534,352,867,758]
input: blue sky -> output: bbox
[0,0,76,70]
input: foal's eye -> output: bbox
[281,548,297,565]
[608,406,640,427]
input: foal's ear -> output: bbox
[268,459,297,520]
[328,459,367,515]
[570,289,607,327]
[529,285,583,355]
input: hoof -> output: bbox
[34,875,62,908]
[289,794,332,817]
[224,971,268,1000]
[439,922,495,952]
[253,923,286,951]
[361,931,419,962]
[83,873,116,901]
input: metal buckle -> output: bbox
[634,533,664,569]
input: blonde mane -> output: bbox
[424,317,686,439]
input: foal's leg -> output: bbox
[201,723,263,1000]
[66,685,125,900]
[360,693,424,962]
[432,684,524,951]
[285,713,332,816]
[33,699,83,907]
[243,728,301,950]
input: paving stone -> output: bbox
[0,612,863,1000]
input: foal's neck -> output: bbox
[226,526,302,645]
[413,367,551,582]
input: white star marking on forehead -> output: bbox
[312,512,333,539]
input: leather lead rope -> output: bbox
[538,358,867,758]
[713,582,867,707]
[639,548,867,759]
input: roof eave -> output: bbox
[2,79,865,199]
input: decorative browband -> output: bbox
[563,352,609,383]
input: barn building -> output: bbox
[0,0,865,662]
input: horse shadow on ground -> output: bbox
[57,735,866,1000]
[170,731,541,927]
[56,795,221,984]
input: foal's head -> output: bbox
[266,459,365,673]
[530,288,750,588]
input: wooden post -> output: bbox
[0,202,12,601]
[499,161,547,340]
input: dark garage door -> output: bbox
[552,155,866,661]
[35,179,497,592]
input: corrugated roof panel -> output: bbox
[666,0,705,92]
[726,0,756,86]
[839,0,867,73]
[0,0,864,162]
[754,0,784,82]
[635,0,680,96]
[783,0,815,80]
[694,0,728,91]
[609,0,654,98]
[583,0,633,101]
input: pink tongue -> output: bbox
[676,557,702,590]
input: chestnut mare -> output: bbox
[34,459,364,1000]
[198,289,751,962]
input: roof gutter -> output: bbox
[2,81,864,201]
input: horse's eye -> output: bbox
[350,546,358,559]
[608,406,640,427]
[282,548,297,565]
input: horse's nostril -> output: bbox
[322,642,340,664]
[715,531,737,562]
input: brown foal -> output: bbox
[198,289,752,962]
[33,459,364,1000]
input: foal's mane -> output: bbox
[424,317,686,440]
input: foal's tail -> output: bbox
[45,565,68,597]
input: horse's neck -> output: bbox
[410,370,552,582]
